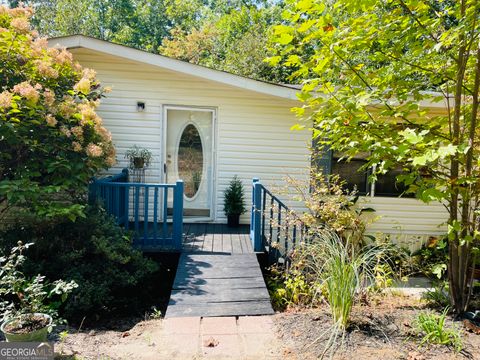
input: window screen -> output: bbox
[374,166,411,197]
[331,152,370,195]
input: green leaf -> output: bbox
[265,56,282,66]
[290,123,306,131]
[420,188,445,202]
[296,0,314,12]
[437,144,457,158]
[431,264,447,279]
[412,154,429,166]
[285,55,301,66]
[276,33,294,45]
[399,128,423,144]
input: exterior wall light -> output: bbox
[137,101,145,112]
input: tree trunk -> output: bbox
[448,1,468,315]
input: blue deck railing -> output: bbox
[250,178,307,263]
[90,169,184,251]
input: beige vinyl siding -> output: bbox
[361,197,448,251]
[70,48,310,223]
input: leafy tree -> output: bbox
[31,0,101,38]
[161,6,291,82]
[0,6,115,220]
[22,0,170,51]
[271,0,480,315]
[18,0,291,81]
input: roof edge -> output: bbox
[48,35,300,101]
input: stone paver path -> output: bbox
[57,315,281,359]
[156,316,279,359]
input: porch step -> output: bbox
[165,253,274,318]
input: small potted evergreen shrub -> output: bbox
[125,145,152,169]
[0,242,77,342]
[224,175,246,227]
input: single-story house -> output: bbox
[51,35,448,251]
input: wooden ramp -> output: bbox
[165,224,273,318]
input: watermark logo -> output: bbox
[0,342,54,360]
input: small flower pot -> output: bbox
[1,313,52,342]
[227,214,240,228]
[133,157,145,169]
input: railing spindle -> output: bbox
[105,185,111,213]
[143,185,149,246]
[284,209,289,254]
[292,224,297,247]
[261,188,266,248]
[115,186,120,222]
[124,185,129,229]
[134,185,140,237]
[277,204,281,244]
[163,187,168,244]
[269,196,274,246]
[153,187,158,243]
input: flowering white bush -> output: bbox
[0,6,115,219]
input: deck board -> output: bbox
[166,226,273,317]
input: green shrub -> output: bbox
[0,242,77,327]
[267,266,319,310]
[422,281,451,309]
[0,206,158,322]
[283,173,375,251]
[0,6,116,222]
[223,175,246,216]
[411,238,449,280]
[414,308,462,351]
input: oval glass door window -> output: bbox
[178,124,203,198]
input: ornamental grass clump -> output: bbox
[292,229,390,358]
[297,231,384,329]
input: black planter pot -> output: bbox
[227,214,240,228]
[133,157,145,169]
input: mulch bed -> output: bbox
[274,294,480,360]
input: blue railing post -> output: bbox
[250,178,259,240]
[172,180,184,250]
[250,178,263,252]
[121,168,129,182]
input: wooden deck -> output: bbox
[181,223,253,253]
[165,224,273,318]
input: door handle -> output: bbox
[164,162,167,173]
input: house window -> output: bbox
[314,148,409,197]
[331,152,370,195]
[374,166,409,197]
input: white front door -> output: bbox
[164,107,214,219]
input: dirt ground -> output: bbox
[275,294,480,360]
[54,318,165,360]
[52,294,480,360]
